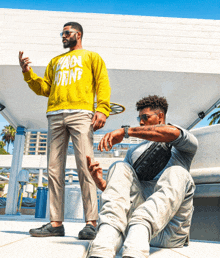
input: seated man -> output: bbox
[86,95,198,258]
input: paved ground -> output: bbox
[0,214,220,258]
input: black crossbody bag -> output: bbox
[132,142,172,181]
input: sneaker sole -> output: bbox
[30,233,65,237]
[78,235,96,240]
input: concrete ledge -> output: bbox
[194,183,220,198]
[191,197,220,242]
[191,167,220,184]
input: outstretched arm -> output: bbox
[86,156,106,191]
[98,124,180,152]
[127,124,180,142]
[19,51,51,97]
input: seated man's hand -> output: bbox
[98,128,125,152]
[86,156,106,191]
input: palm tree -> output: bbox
[0,140,7,154]
[208,105,220,125]
[1,125,16,152]
[0,141,5,149]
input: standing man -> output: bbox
[19,22,111,240]
[87,95,198,257]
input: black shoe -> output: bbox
[29,223,65,237]
[78,224,96,240]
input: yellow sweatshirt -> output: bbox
[23,49,111,117]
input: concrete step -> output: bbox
[1,215,220,258]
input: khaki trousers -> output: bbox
[47,112,98,222]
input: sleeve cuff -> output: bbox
[23,68,33,81]
[96,106,111,118]
[168,123,183,145]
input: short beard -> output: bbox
[63,36,77,49]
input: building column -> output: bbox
[5,126,26,215]
[38,168,43,187]
[24,131,31,155]
[35,131,40,155]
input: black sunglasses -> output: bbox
[137,113,158,123]
[60,30,78,37]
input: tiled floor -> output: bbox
[0,215,220,258]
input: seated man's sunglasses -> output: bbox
[137,113,158,123]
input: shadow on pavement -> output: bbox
[1,230,30,235]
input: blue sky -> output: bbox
[1,0,220,20]
[0,0,220,153]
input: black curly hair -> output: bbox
[136,95,168,114]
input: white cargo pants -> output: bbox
[88,161,195,258]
